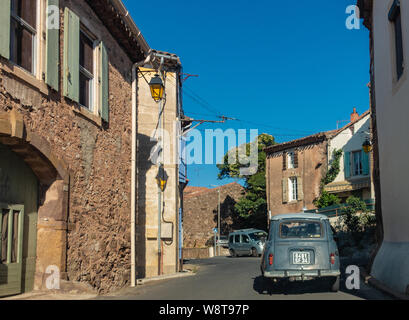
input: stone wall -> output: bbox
[183,183,245,248]
[0,0,136,293]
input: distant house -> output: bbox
[265,131,337,217]
[325,109,374,202]
[265,109,373,220]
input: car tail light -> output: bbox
[269,254,274,266]
[330,253,335,265]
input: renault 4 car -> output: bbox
[260,213,340,292]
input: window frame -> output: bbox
[288,177,298,202]
[9,0,41,76]
[389,0,405,81]
[351,150,363,177]
[79,26,98,113]
[279,220,324,239]
[287,151,295,169]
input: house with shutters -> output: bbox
[265,108,373,221]
[265,131,337,218]
[325,109,374,202]
[0,0,185,297]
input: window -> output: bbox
[248,232,267,242]
[10,0,37,74]
[79,29,95,110]
[288,177,298,201]
[229,235,234,244]
[280,221,323,239]
[352,151,363,176]
[389,0,404,80]
[288,152,295,169]
[242,235,250,244]
[234,234,240,243]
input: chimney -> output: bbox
[350,108,359,123]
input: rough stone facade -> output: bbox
[265,134,331,217]
[183,183,245,248]
[0,0,143,294]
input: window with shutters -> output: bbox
[389,0,404,81]
[287,151,295,169]
[288,177,298,202]
[63,7,109,124]
[352,151,363,176]
[10,0,38,74]
[79,28,96,111]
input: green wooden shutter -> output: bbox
[282,152,287,171]
[282,178,288,203]
[63,7,79,102]
[0,0,11,59]
[344,152,351,179]
[362,151,370,176]
[297,177,304,201]
[100,41,109,123]
[46,0,60,91]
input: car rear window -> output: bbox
[279,220,323,239]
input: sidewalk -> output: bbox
[1,280,98,300]
[359,267,409,301]
[1,268,197,300]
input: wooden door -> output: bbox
[0,204,24,297]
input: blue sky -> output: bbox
[123,0,370,188]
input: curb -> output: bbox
[136,270,195,285]
[359,267,409,300]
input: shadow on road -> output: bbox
[253,276,337,296]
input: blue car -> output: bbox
[229,229,268,257]
[261,213,341,292]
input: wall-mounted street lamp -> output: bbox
[149,74,164,102]
[156,164,169,192]
[362,139,373,154]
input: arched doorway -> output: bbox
[0,144,38,296]
[0,110,69,297]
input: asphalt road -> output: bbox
[101,256,392,300]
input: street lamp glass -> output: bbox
[149,74,164,102]
[362,140,373,154]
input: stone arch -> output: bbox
[0,110,69,291]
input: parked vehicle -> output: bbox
[260,213,340,292]
[229,229,268,257]
[217,235,229,248]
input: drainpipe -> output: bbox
[158,57,165,276]
[131,53,152,287]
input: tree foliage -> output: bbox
[217,134,275,231]
[314,149,343,208]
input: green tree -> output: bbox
[314,149,343,208]
[217,134,275,231]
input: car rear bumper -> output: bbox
[263,269,340,279]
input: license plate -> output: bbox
[293,252,311,265]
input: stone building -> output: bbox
[183,183,245,248]
[358,0,409,296]
[265,131,337,217]
[0,0,184,297]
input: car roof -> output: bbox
[270,212,329,221]
[229,229,266,234]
